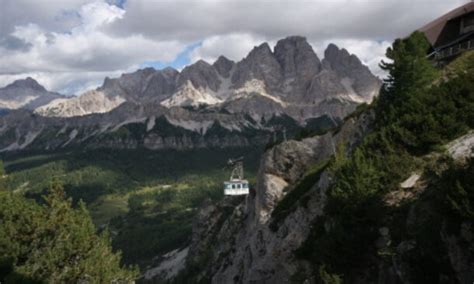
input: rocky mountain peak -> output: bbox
[231,42,282,89]
[274,36,316,56]
[178,59,221,92]
[322,43,381,102]
[161,67,179,78]
[104,68,154,89]
[193,59,212,67]
[213,56,235,78]
[324,43,346,58]
[246,42,273,60]
[102,76,113,88]
[274,35,315,55]
[274,35,322,91]
[8,77,46,92]
[323,43,363,72]
[139,67,157,77]
[99,67,175,104]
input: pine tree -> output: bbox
[378,31,438,124]
[0,180,138,283]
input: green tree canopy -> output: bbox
[380,31,437,96]
[378,31,438,124]
[0,180,138,283]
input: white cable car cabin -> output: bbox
[224,180,249,195]
[223,157,250,196]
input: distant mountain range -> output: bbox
[0,36,381,152]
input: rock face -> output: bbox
[323,44,381,101]
[0,77,63,110]
[143,247,189,281]
[213,56,235,78]
[254,138,329,223]
[101,67,179,103]
[447,131,474,162]
[274,36,322,101]
[178,60,222,92]
[232,43,283,92]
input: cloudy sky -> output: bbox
[0,0,468,95]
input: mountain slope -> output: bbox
[0,102,294,151]
[35,90,126,117]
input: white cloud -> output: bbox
[78,1,125,31]
[110,0,467,42]
[189,33,269,63]
[1,0,470,93]
[0,1,185,94]
[0,0,89,36]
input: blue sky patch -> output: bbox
[140,42,202,71]
[108,0,127,9]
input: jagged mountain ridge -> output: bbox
[0,36,380,152]
[34,36,381,120]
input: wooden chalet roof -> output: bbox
[419,2,474,46]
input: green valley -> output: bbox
[0,148,261,268]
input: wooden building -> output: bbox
[419,2,474,62]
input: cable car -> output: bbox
[224,180,249,195]
[223,157,249,195]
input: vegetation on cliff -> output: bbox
[297,32,474,282]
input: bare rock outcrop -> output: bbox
[178,111,375,283]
